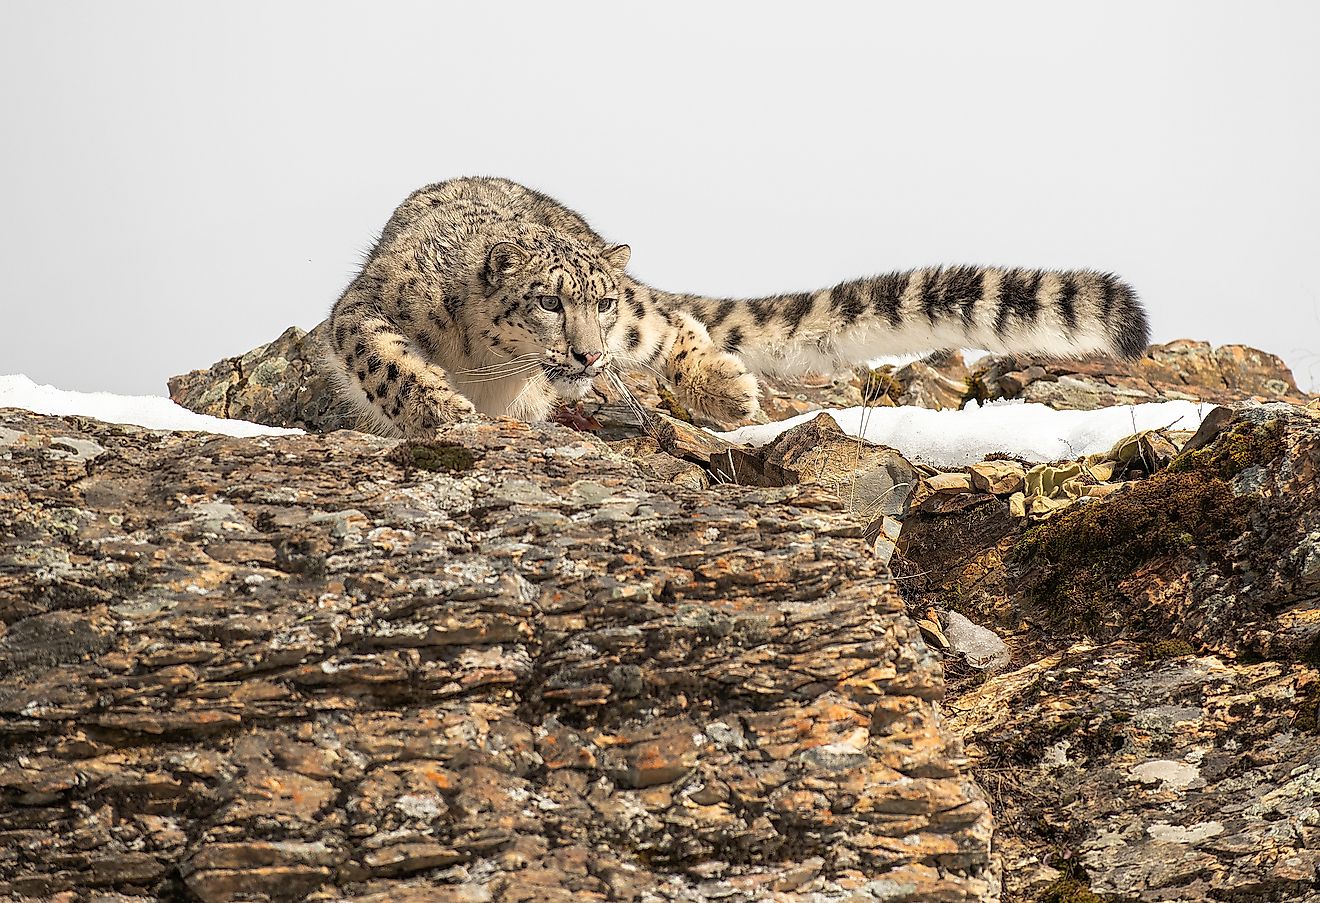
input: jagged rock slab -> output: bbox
[971,339,1314,411]
[733,414,917,523]
[897,403,1320,659]
[892,400,1320,902]
[950,642,1320,903]
[167,322,350,433]
[0,409,996,902]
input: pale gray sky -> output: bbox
[2,1,1317,394]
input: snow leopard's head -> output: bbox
[479,231,631,398]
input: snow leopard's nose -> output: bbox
[571,348,602,368]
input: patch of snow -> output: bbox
[716,399,1209,468]
[0,374,301,438]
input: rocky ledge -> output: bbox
[0,412,994,902]
[2,326,1317,903]
[896,403,1320,902]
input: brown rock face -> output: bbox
[167,322,351,432]
[971,339,1313,411]
[952,644,1320,903]
[0,410,995,901]
[895,402,1320,903]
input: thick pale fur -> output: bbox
[325,177,1149,436]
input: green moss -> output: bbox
[1010,467,1246,638]
[1010,415,1293,641]
[393,441,477,473]
[1143,639,1195,660]
[1168,417,1283,479]
[1035,878,1103,903]
[1009,415,1289,644]
[655,386,694,423]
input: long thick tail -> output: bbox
[659,266,1149,375]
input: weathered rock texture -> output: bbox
[953,642,1320,903]
[0,410,996,902]
[43,324,1320,903]
[895,403,1320,902]
[969,339,1313,411]
[167,324,351,434]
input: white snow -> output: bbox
[0,374,302,437]
[2,372,1213,467]
[715,399,1211,468]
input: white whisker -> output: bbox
[613,354,667,383]
[606,369,653,432]
[457,354,543,375]
[455,364,544,384]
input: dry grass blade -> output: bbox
[605,369,657,438]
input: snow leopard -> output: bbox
[324,176,1149,437]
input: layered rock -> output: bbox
[969,339,1313,411]
[167,323,350,433]
[895,403,1320,902]
[0,409,995,902]
[45,322,1320,903]
[951,642,1320,902]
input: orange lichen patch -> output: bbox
[771,789,832,816]
[423,769,452,790]
[1,407,995,900]
[165,561,232,592]
[696,555,796,586]
[746,696,872,760]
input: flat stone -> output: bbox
[926,472,973,493]
[968,461,1026,496]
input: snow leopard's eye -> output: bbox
[598,298,617,313]
[537,296,562,313]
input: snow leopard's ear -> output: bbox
[601,244,631,271]
[485,242,530,288]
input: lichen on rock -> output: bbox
[0,408,995,902]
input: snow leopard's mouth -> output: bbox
[541,364,598,394]
[542,363,597,384]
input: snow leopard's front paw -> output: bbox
[404,384,478,438]
[676,355,761,426]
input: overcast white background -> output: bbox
[2,1,1317,395]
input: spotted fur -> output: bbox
[325,177,1150,435]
